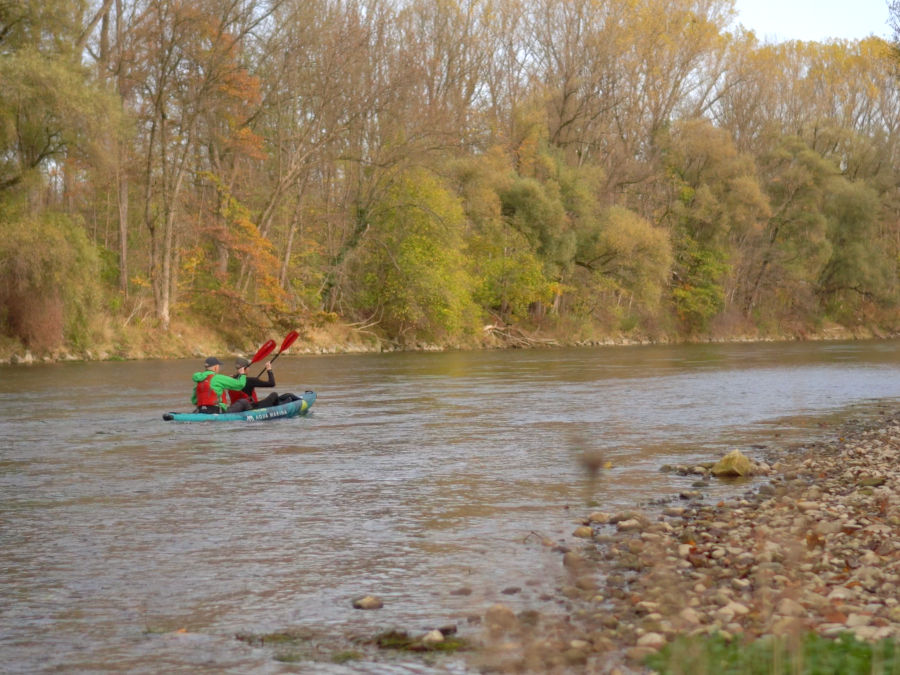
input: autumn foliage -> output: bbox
[2,0,900,352]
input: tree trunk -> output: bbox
[280,200,302,290]
[117,156,129,295]
[115,0,129,296]
[157,129,194,331]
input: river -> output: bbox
[2,340,899,673]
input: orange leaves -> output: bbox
[217,69,262,107]
[823,609,847,624]
[227,126,266,161]
[805,532,825,550]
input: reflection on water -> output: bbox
[1,340,899,672]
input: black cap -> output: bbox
[204,356,222,367]
[235,357,250,368]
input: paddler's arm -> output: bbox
[211,373,247,392]
[243,363,275,390]
[258,363,275,388]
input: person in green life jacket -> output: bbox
[191,356,247,414]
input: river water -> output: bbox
[2,340,899,673]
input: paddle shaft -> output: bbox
[231,340,276,378]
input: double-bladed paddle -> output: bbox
[245,339,276,371]
[230,340,275,378]
[256,330,299,377]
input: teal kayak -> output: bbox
[163,391,316,422]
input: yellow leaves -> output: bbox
[547,281,574,298]
[580,206,673,309]
[179,246,207,278]
[130,275,151,290]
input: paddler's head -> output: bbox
[204,356,222,372]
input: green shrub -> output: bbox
[645,632,900,675]
[0,210,102,351]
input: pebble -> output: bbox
[636,632,666,649]
[846,613,871,628]
[679,607,702,625]
[616,519,642,532]
[777,598,806,617]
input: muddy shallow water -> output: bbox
[2,340,899,672]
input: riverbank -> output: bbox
[468,404,900,673]
[0,316,892,365]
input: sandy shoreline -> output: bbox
[467,404,900,673]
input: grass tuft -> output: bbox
[645,632,899,674]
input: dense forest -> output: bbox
[3,0,900,358]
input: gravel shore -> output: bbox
[470,407,900,673]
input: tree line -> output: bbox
[2,0,899,353]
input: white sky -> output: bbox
[731,0,893,43]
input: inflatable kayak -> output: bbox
[163,391,316,422]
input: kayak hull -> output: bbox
[163,391,316,422]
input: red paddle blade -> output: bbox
[279,330,300,353]
[250,339,277,364]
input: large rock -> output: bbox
[485,603,519,634]
[352,595,383,610]
[422,629,444,644]
[711,450,753,477]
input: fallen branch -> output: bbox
[483,324,558,348]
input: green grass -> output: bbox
[273,652,303,663]
[374,630,469,653]
[645,632,900,674]
[331,650,363,663]
[234,627,467,666]
[235,629,315,664]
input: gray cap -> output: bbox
[235,357,250,368]
[204,356,222,367]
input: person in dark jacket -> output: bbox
[225,357,300,412]
[225,358,278,412]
